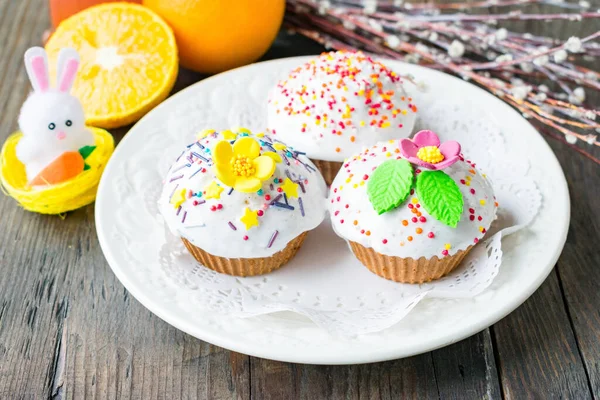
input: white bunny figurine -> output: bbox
[16,47,94,183]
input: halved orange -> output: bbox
[45,3,178,129]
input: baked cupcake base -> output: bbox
[349,241,473,283]
[182,232,308,277]
[310,159,343,186]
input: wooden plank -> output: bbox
[549,119,600,397]
[0,0,44,124]
[250,332,501,400]
[0,1,66,398]
[541,9,600,392]
[250,353,440,399]
[495,4,600,399]
[431,329,502,400]
[492,271,592,399]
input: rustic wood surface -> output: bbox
[0,0,598,398]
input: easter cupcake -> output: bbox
[267,50,418,185]
[329,130,497,283]
[158,128,327,276]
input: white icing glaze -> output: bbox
[267,51,418,162]
[158,130,327,259]
[329,140,497,259]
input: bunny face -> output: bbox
[19,91,86,147]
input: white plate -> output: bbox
[96,57,569,365]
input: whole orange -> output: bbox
[142,0,285,74]
[49,0,141,27]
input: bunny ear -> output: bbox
[56,47,80,93]
[24,47,49,92]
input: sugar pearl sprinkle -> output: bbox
[162,129,322,253]
[329,140,498,258]
[268,51,417,156]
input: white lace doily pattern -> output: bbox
[96,58,566,360]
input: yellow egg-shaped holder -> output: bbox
[0,127,114,214]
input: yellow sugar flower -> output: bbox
[213,137,276,193]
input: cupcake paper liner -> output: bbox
[349,241,473,283]
[310,159,343,186]
[182,232,308,276]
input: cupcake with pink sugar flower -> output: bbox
[329,130,497,283]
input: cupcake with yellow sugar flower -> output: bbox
[158,128,327,276]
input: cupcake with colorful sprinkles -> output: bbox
[267,50,418,185]
[158,128,327,276]
[329,130,497,283]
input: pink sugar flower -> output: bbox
[399,130,461,170]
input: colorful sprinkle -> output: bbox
[189,168,203,178]
[272,202,295,210]
[298,197,305,217]
[269,194,283,205]
[191,152,209,163]
[267,230,279,248]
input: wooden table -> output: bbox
[1,0,598,398]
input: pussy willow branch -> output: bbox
[362,10,600,22]
[286,0,600,163]
[332,0,588,11]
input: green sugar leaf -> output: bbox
[416,170,463,228]
[367,159,414,215]
[83,163,91,171]
[78,145,96,160]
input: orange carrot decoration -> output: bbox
[29,151,84,186]
[28,145,95,186]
